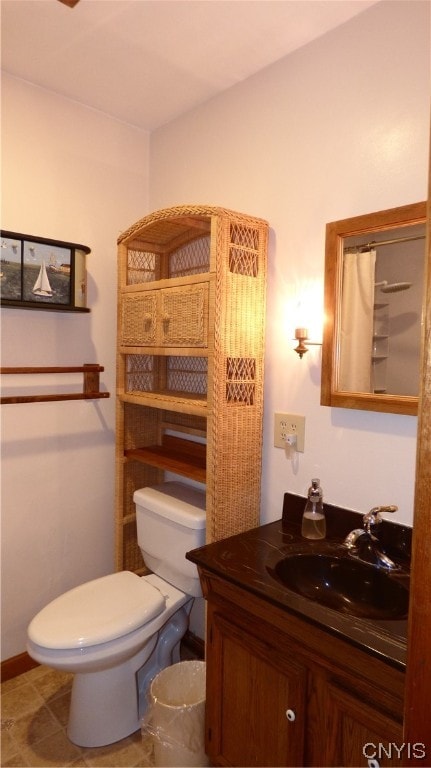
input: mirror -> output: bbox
[321,202,427,415]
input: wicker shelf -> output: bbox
[115,205,268,571]
[125,435,206,483]
[119,346,209,357]
[119,391,208,417]
[122,272,212,293]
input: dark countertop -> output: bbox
[187,493,411,669]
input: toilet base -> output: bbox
[67,606,189,747]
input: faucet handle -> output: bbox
[363,505,398,534]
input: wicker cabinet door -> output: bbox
[120,292,157,346]
[160,283,208,347]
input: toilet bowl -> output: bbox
[28,572,190,746]
[27,481,206,748]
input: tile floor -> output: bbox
[1,664,154,767]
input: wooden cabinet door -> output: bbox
[323,682,404,767]
[206,607,306,767]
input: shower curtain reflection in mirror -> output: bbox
[339,249,376,392]
[321,202,426,414]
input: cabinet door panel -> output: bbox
[324,683,403,767]
[121,293,157,345]
[208,610,306,767]
[160,283,208,347]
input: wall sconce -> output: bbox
[294,328,309,358]
[294,328,322,359]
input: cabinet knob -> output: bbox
[367,761,380,768]
[162,313,171,323]
[143,313,152,323]
[285,709,295,722]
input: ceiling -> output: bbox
[1,0,379,131]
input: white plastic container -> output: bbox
[146,660,208,767]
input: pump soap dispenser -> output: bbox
[301,478,326,540]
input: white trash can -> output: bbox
[146,660,208,767]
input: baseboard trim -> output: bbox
[1,652,39,683]
[182,630,205,659]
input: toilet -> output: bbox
[27,481,206,748]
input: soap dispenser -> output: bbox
[301,478,326,540]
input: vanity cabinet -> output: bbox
[115,205,268,571]
[201,571,404,767]
[324,683,403,766]
[207,604,307,766]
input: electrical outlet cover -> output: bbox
[274,412,305,452]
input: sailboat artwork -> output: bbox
[1,229,90,310]
[32,260,53,297]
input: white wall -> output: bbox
[1,75,150,660]
[1,0,429,661]
[150,0,430,525]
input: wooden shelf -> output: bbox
[122,512,137,525]
[125,434,206,483]
[0,364,110,404]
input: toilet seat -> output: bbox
[28,571,165,650]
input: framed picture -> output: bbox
[0,230,90,312]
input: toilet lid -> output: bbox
[28,571,166,649]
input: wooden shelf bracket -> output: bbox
[0,364,110,404]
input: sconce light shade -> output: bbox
[294,328,309,358]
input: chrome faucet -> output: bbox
[343,505,399,570]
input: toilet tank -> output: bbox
[134,481,206,597]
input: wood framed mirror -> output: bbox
[321,202,427,415]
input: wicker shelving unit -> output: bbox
[115,205,268,573]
